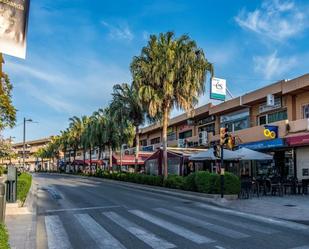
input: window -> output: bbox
[259,115,267,125]
[198,123,215,134]
[167,157,180,175]
[268,110,287,123]
[167,132,176,141]
[258,110,287,125]
[303,104,309,119]
[220,109,250,132]
[179,130,192,139]
[150,137,160,145]
[140,139,147,146]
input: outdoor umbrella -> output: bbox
[235,147,273,160]
[189,148,241,161]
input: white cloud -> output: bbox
[235,0,308,41]
[253,51,297,80]
[102,21,134,41]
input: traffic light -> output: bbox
[227,135,235,149]
[220,127,229,146]
[213,144,221,158]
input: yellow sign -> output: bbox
[264,129,276,139]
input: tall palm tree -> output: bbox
[111,83,145,172]
[131,31,213,179]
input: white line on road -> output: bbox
[45,205,121,213]
[195,203,309,231]
[75,213,126,249]
[129,209,215,244]
[175,206,277,234]
[154,208,249,239]
[291,246,309,249]
[103,211,176,249]
[215,246,227,249]
[45,215,72,249]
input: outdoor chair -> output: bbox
[270,177,283,196]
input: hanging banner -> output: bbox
[210,77,226,101]
[0,0,30,59]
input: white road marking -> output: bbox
[103,211,176,249]
[196,203,309,231]
[291,246,309,249]
[215,246,227,249]
[154,208,249,239]
[45,215,72,249]
[45,205,121,213]
[175,206,277,234]
[129,209,214,244]
[75,213,126,249]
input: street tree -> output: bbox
[131,31,213,179]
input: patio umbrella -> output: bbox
[189,148,241,161]
[236,147,273,160]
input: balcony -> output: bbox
[209,120,288,144]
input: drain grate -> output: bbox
[284,204,296,207]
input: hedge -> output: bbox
[0,223,10,249]
[90,169,240,195]
[0,166,3,177]
[17,173,32,204]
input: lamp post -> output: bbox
[22,118,33,170]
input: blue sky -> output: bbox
[2,0,309,142]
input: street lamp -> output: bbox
[22,118,34,170]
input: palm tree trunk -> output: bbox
[89,147,93,171]
[162,109,169,179]
[135,126,140,173]
[109,146,113,172]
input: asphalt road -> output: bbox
[34,173,309,249]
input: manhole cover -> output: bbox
[284,204,296,207]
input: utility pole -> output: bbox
[23,118,33,170]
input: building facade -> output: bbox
[138,74,309,180]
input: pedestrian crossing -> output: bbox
[42,206,309,249]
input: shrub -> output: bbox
[223,172,241,195]
[183,172,197,191]
[163,175,184,189]
[195,171,220,194]
[0,223,10,249]
[17,173,32,204]
[0,166,4,177]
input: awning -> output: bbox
[235,147,273,160]
[286,133,309,146]
[189,148,241,161]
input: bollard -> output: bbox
[0,183,6,223]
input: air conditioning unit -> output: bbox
[198,131,208,146]
[178,139,185,148]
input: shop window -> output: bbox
[167,157,180,175]
[146,159,158,175]
[303,104,309,119]
[179,130,192,139]
[150,137,160,145]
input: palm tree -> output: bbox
[111,83,145,172]
[131,32,213,179]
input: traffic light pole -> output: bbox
[220,145,224,198]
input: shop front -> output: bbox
[239,138,294,179]
[286,133,309,181]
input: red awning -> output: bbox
[112,154,152,166]
[286,133,309,146]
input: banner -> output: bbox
[210,77,226,101]
[0,0,30,59]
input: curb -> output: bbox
[40,172,236,207]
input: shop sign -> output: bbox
[210,77,226,101]
[178,124,193,132]
[263,125,278,139]
[239,138,285,150]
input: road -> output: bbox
[34,173,309,249]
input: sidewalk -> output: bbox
[221,195,309,223]
[5,179,37,249]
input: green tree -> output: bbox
[131,32,213,179]
[0,72,16,130]
[111,83,145,171]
